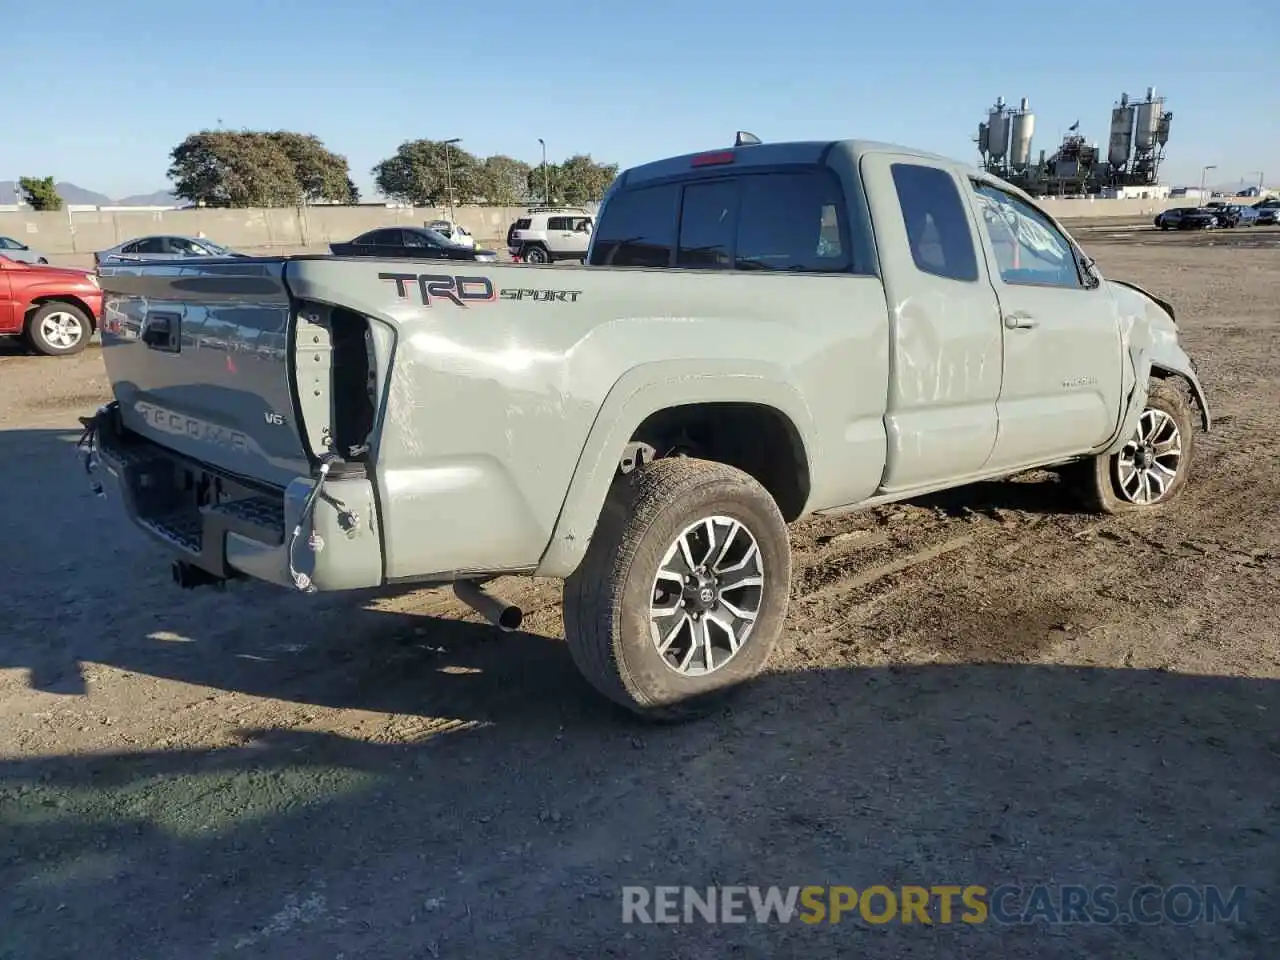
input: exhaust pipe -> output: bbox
[453,580,523,632]
[172,560,226,590]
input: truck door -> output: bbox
[859,154,1002,492]
[965,178,1124,470]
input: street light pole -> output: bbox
[538,138,548,204]
[1243,170,1264,196]
[1199,164,1216,203]
[443,138,461,221]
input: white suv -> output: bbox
[506,207,594,264]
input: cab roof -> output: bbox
[612,138,1038,211]
[617,139,966,184]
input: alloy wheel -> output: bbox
[648,516,765,677]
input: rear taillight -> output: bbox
[294,303,380,466]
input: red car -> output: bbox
[0,254,103,356]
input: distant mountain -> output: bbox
[53,182,114,205]
[0,180,178,207]
[114,190,181,207]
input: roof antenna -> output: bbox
[734,131,762,147]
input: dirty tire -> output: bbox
[523,245,549,264]
[562,457,791,721]
[25,301,91,357]
[1067,379,1195,514]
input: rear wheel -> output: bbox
[523,245,549,265]
[26,302,91,357]
[1064,380,1194,514]
[562,458,792,720]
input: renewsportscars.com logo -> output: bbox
[621,884,1247,926]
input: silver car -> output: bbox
[0,235,48,264]
[94,234,244,266]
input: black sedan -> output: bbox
[1154,207,1220,231]
[330,227,498,261]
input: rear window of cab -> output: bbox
[589,168,853,273]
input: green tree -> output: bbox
[372,139,480,206]
[168,131,302,207]
[475,154,530,205]
[557,154,619,205]
[265,131,358,203]
[527,162,559,205]
[18,176,63,211]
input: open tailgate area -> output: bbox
[93,256,384,591]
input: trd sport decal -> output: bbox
[500,288,584,303]
[378,273,496,307]
[378,272,583,306]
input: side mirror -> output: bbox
[1079,253,1101,289]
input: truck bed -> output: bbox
[95,254,894,586]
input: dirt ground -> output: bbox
[2,226,1279,959]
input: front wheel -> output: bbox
[26,302,91,357]
[562,458,792,720]
[1065,380,1195,514]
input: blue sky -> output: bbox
[9,0,1276,199]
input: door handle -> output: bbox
[1003,311,1038,330]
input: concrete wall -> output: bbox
[0,195,1245,257]
[0,205,552,256]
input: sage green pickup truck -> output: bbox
[84,136,1211,719]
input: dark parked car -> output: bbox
[1253,198,1280,226]
[1154,207,1219,230]
[330,227,497,261]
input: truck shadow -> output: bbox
[1,662,1275,959]
[5,427,1096,709]
[906,469,1089,518]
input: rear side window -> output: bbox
[676,179,736,268]
[734,171,850,273]
[890,163,979,282]
[589,183,680,267]
[515,218,532,230]
[547,216,570,230]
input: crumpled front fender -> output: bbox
[1104,340,1211,456]
[1100,278,1211,456]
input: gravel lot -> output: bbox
[2,226,1279,959]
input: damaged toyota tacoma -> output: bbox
[82,135,1211,719]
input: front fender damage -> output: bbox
[1154,358,1211,432]
[1102,278,1211,456]
[1105,345,1211,456]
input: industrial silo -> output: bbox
[1108,93,1135,170]
[1010,98,1035,171]
[1134,86,1162,151]
[987,97,1010,163]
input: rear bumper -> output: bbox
[90,402,384,592]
